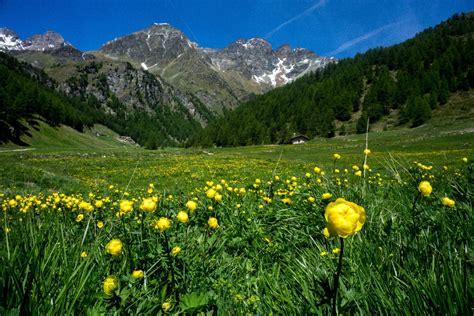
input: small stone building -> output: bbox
[290,134,309,144]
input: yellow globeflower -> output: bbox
[186,200,197,212]
[208,217,219,229]
[333,153,341,160]
[119,200,133,215]
[106,239,123,256]
[324,198,366,238]
[171,246,181,256]
[332,247,341,254]
[8,199,17,207]
[418,181,432,197]
[76,214,84,222]
[364,149,371,155]
[206,189,216,199]
[176,211,189,223]
[140,198,156,213]
[462,157,468,163]
[322,193,332,200]
[162,302,172,312]
[441,197,455,208]
[80,251,88,258]
[214,193,223,202]
[103,275,119,296]
[95,200,104,208]
[97,220,104,229]
[355,170,362,177]
[314,166,321,174]
[154,217,171,232]
[132,270,144,279]
[79,201,94,212]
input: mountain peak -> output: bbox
[0,27,23,51]
[23,30,70,51]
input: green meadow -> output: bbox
[0,119,472,314]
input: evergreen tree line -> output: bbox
[190,13,474,147]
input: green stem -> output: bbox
[332,237,344,316]
[164,232,177,298]
[4,209,10,261]
[410,192,421,229]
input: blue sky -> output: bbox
[1,0,473,58]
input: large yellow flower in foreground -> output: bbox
[103,275,119,296]
[106,239,123,256]
[418,181,432,197]
[324,198,366,238]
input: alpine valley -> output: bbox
[0,23,332,147]
[1,13,473,148]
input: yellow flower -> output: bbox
[314,166,321,174]
[97,220,104,229]
[308,197,315,203]
[79,201,94,212]
[8,199,17,207]
[418,181,432,197]
[140,198,156,213]
[154,217,171,232]
[95,200,104,208]
[462,157,468,163]
[162,302,172,312]
[320,251,328,257]
[176,211,189,223]
[322,193,332,200]
[214,193,223,202]
[208,217,219,229]
[103,275,119,296]
[364,149,371,155]
[106,239,123,256]
[355,170,362,177]
[332,248,341,254]
[282,197,291,204]
[333,153,341,160]
[324,198,366,238]
[186,200,197,212]
[206,188,217,199]
[80,251,88,258]
[441,197,455,208]
[119,200,133,215]
[171,246,181,256]
[76,213,84,222]
[132,270,144,279]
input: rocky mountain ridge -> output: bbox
[0,28,71,51]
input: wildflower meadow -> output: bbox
[0,131,472,314]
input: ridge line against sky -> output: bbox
[0,1,473,58]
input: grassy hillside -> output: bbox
[0,120,134,151]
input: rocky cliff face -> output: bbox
[204,38,334,87]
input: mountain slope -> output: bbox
[192,13,474,146]
[0,51,208,147]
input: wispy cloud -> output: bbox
[326,19,410,56]
[265,0,327,39]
